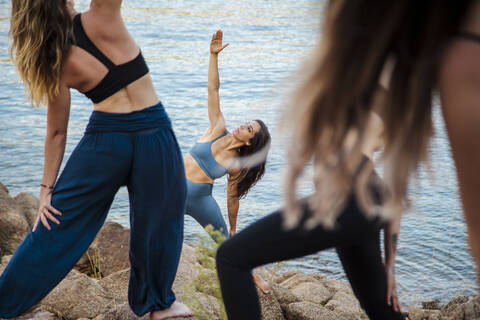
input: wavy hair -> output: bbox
[10,0,74,106]
[233,119,271,199]
[284,0,473,228]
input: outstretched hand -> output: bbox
[210,30,229,54]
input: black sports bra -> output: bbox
[73,14,149,104]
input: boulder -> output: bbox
[14,307,59,320]
[0,255,12,273]
[421,299,441,310]
[13,193,40,229]
[291,281,333,305]
[274,270,302,284]
[439,295,480,320]
[258,284,285,320]
[75,222,130,277]
[271,283,301,307]
[41,269,113,319]
[99,268,130,305]
[408,305,441,320]
[440,295,469,318]
[97,303,149,320]
[276,272,319,290]
[0,187,30,257]
[325,291,364,320]
[320,277,353,295]
[463,295,480,320]
[284,301,338,320]
[0,182,8,195]
[172,244,201,296]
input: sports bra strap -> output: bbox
[73,14,116,70]
[211,131,228,143]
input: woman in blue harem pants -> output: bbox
[0,0,192,319]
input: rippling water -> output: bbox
[0,0,476,306]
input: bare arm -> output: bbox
[440,39,480,279]
[383,208,402,312]
[33,83,71,232]
[100,0,122,12]
[227,174,240,236]
[207,30,229,133]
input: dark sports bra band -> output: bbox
[73,13,149,104]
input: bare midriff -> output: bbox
[184,153,214,184]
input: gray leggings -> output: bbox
[185,179,229,239]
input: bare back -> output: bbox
[63,5,158,113]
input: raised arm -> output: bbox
[207,30,229,132]
[227,174,240,236]
[33,84,71,232]
[440,39,480,280]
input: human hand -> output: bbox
[33,190,62,232]
[210,30,229,55]
[229,227,236,237]
[385,263,401,312]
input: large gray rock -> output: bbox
[95,303,148,320]
[438,295,480,320]
[258,284,285,320]
[13,307,59,320]
[0,255,11,273]
[13,193,40,229]
[271,283,301,307]
[285,301,338,320]
[41,269,113,319]
[408,305,441,320]
[440,295,470,318]
[99,268,130,305]
[277,272,319,290]
[320,277,353,295]
[463,295,480,320]
[0,186,30,257]
[75,222,130,278]
[291,281,333,305]
[325,291,364,320]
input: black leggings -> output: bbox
[216,195,405,320]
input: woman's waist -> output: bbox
[184,154,216,184]
[186,178,214,197]
[92,82,159,113]
[85,101,171,134]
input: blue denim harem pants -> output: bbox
[0,102,186,318]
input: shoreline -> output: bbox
[0,183,478,319]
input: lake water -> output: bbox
[0,0,476,307]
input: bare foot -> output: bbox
[150,301,193,320]
[252,272,271,294]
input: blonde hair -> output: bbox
[284,0,473,228]
[10,0,74,106]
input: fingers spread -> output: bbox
[47,205,62,216]
[32,216,40,232]
[44,210,60,225]
[40,213,51,231]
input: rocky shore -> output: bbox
[0,183,478,320]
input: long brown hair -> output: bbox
[234,120,271,199]
[10,0,74,106]
[285,0,473,228]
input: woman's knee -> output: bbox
[216,238,242,270]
